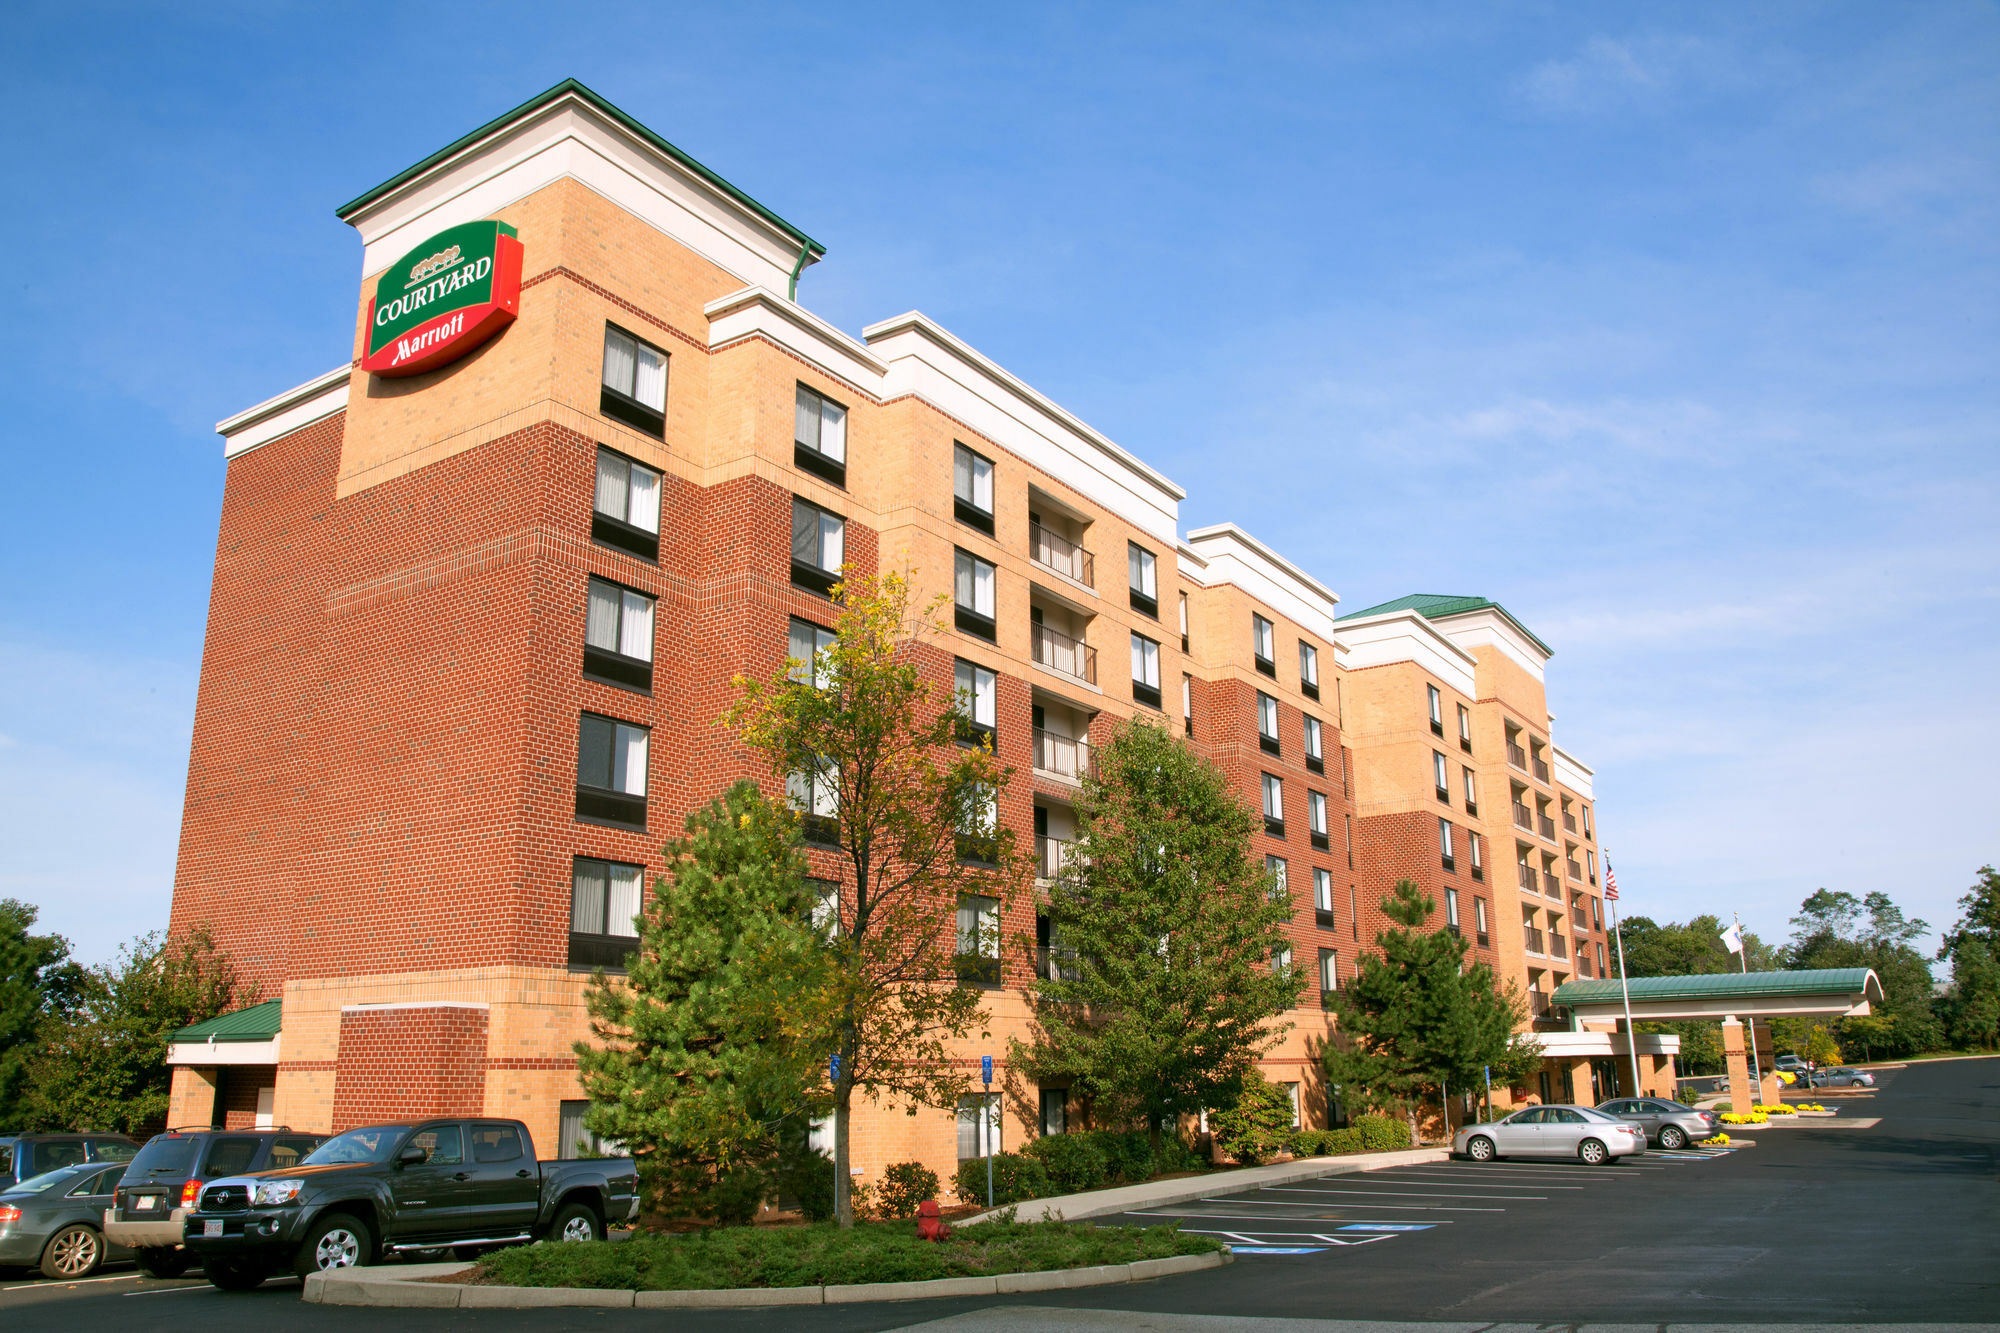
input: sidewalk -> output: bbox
[964,1146,1447,1225]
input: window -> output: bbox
[956,893,1000,984]
[584,577,655,691]
[1314,868,1334,926]
[1262,773,1284,835]
[1131,633,1161,709]
[1445,886,1461,934]
[956,782,999,865]
[1427,684,1443,735]
[954,549,997,639]
[791,497,845,596]
[1439,817,1456,870]
[1309,791,1329,850]
[1457,703,1472,751]
[1344,812,1353,868]
[1253,614,1275,675]
[957,1093,1000,1160]
[954,659,997,747]
[1582,805,1593,840]
[1040,1088,1067,1136]
[788,617,837,688]
[1469,831,1485,881]
[1434,750,1450,801]
[591,447,661,558]
[1127,543,1159,617]
[1587,849,1598,884]
[1265,854,1288,899]
[1598,941,1607,973]
[558,1101,621,1158]
[953,443,994,535]
[794,383,847,485]
[1299,641,1319,699]
[1272,945,1292,974]
[1591,894,1602,929]
[1318,947,1340,994]
[576,714,648,828]
[1182,674,1193,737]
[600,324,667,435]
[1283,1082,1302,1131]
[788,758,839,845]
[1257,692,1281,753]
[1178,591,1189,652]
[1475,896,1490,946]
[201,1137,261,1179]
[1462,766,1477,814]
[809,877,841,937]
[473,1123,524,1164]
[1304,715,1324,774]
[570,857,643,967]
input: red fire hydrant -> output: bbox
[916,1199,951,1242]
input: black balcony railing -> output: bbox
[1032,622,1097,684]
[1532,756,1551,783]
[1567,860,1584,882]
[1523,925,1546,955]
[1538,814,1556,840]
[1549,933,1568,960]
[1518,863,1537,892]
[1513,803,1534,832]
[1507,741,1528,771]
[1029,521,1094,587]
[1563,812,1578,833]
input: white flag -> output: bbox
[1720,922,1744,955]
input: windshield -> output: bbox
[303,1127,403,1166]
[9,1166,87,1195]
[1574,1107,1619,1122]
[127,1137,200,1176]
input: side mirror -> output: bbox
[396,1145,429,1167]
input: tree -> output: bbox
[1323,880,1531,1142]
[726,572,1025,1227]
[574,783,835,1221]
[1011,717,1298,1153]
[24,927,245,1134]
[1783,889,1941,1058]
[1937,866,2000,1051]
[0,900,85,1126]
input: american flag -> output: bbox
[1604,859,1619,901]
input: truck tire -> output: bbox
[549,1201,603,1244]
[202,1256,269,1290]
[294,1212,373,1278]
[134,1246,192,1278]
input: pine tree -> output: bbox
[1322,880,1531,1141]
[575,782,835,1222]
[1011,717,1298,1154]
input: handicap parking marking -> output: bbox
[1338,1223,1437,1232]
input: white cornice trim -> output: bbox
[1552,745,1596,799]
[344,95,812,293]
[1183,523,1341,640]
[705,286,888,393]
[339,1000,491,1012]
[1175,540,1212,586]
[216,366,350,459]
[1331,610,1480,697]
[166,1036,281,1067]
[1431,607,1550,682]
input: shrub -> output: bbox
[772,1150,871,1222]
[1024,1134,1109,1194]
[875,1162,941,1219]
[1211,1074,1295,1165]
[952,1152,1052,1207]
[1084,1130,1155,1184]
[1354,1114,1412,1151]
[1288,1127,1364,1157]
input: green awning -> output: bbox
[1553,968,1877,1006]
[171,999,282,1044]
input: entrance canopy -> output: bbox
[1551,968,1882,1023]
[167,999,282,1066]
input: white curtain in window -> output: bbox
[586,581,620,652]
[1439,819,1454,856]
[795,386,818,450]
[571,861,606,933]
[626,463,659,533]
[1129,546,1156,597]
[1255,616,1273,658]
[1435,753,1448,786]
[1132,635,1159,687]
[1264,774,1282,817]
[1305,716,1321,758]
[1301,643,1317,684]
[594,452,626,519]
[1311,792,1326,834]
[1315,869,1333,911]
[972,558,994,615]
[1260,694,1278,737]
[619,590,653,661]
[818,399,846,462]
[607,864,643,937]
[633,343,666,411]
[612,724,647,795]
[970,453,992,510]
[957,1094,999,1160]
[602,328,636,396]
[818,511,844,573]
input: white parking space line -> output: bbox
[1267,1186,1550,1201]
[1365,1173,1587,1188]
[0,1273,148,1293]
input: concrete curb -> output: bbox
[300,1247,1232,1308]
[964,1146,1450,1225]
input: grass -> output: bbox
[471,1217,1222,1291]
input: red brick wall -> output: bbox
[331,1005,490,1129]
[218,1066,276,1130]
[1350,808,1497,970]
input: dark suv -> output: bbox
[0,1133,140,1189]
[106,1128,324,1277]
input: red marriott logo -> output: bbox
[362,221,523,378]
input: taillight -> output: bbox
[181,1179,202,1208]
[0,1205,20,1223]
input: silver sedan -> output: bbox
[1453,1104,1648,1165]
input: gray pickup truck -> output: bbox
[181,1117,637,1289]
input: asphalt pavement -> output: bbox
[3,1054,1995,1330]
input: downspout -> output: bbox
[787,239,813,302]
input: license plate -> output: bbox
[137,1196,159,1210]
[203,1220,222,1238]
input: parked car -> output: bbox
[1453,1105,1647,1164]
[105,1126,325,1278]
[1774,1053,1808,1073]
[1813,1067,1876,1088]
[181,1117,639,1290]
[1595,1097,1719,1149]
[0,1161,133,1279]
[0,1133,140,1190]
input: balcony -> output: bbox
[1518,863,1537,892]
[1033,727,1091,782]
[1036,834,1076,885]
[1029,521,1094,588]
[1537,814,1556,841]
[1573,907,1589,931]
[1031,622,1097,685]
[1548,933,1568,960]
[1528,991,1551,1017]
[1512,802,1534,833]
[1523,925,1546,956]
[1532,755,1551,783]
[1507,741,1528,771]
[1563,812,1578,834]
[1544,874,1565,901]
[1567,860,1583,882]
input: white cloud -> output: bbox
[1517,34,1717,116]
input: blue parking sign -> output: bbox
[981,1055,993,1085]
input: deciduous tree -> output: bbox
[1938,866,2000,1051]
[0,900,84,1126]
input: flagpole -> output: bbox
[1608,859,1641,1099]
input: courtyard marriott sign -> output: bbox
[363,220,524,376]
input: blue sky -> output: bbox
[2,3,1994,966]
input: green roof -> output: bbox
[171,999,281,1044]
[1337,593,1553,656]
[1552,968,1879,1006]
[334,79,825,260]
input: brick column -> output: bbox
[1721,1016,1752,1112]
[167,1065,220,1128]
